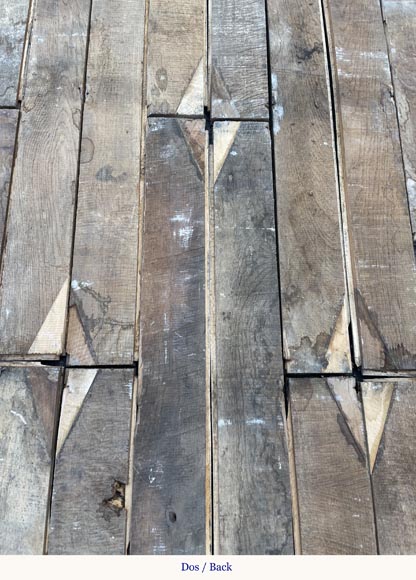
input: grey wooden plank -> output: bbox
[0,0,90,358]
[325,0,416,371]
[290,377,377,554]
[48,368,133,555]
[0,0,30,106]
[362,379,416,554]
[130,118,207,555]
[268,0,351,373]
[213,121,293,555]
[382,0,416,250]
[210,0,269,119]
[66,0,145,365]
[147,0,205,115]
[0,109,18,252]
[0,366,62,554]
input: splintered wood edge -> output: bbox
[213,121,241,184]
[176,58,205,116]
[204,129,212,555]
[284,401,301,554]
[125,375,138,553]
[361,381,394,473]
[17,0,35,102]
[320,0,361,368]
[325,298,351,372]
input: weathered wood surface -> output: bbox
[48,368,133,555]
[130,118,207,555]
[0,0,29,106]
[210,0,269,119]
[66,0,144,365]
[0,366,61,554]
[147,0,205,115]
[269,0,351,373]
[290,377,377,554]
[0,0,90,358]
[382,0,416,249]
[213,122,293,555]
[0,110,18,251]
[325,0,416,372]
[362,380,416,554]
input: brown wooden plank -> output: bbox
[268,0,351,373]
[66,0,145,365]
[0,366,61,554]
[130,118,207,555]
[362,379,416,554]
[147,0,205,116]
[210,0,269,119]
[0,0,30,106]
[0,0,90,358]
[212,121,293,554]
[290,377,377,554]
[324,0,416,372]
[382,0,416,250]
[0,109,18,251]
[48,368,133,555]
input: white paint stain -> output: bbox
[10,410,27,425]
[218,418,232,427]
[71,279,93,291]
[178,225,193,248]
[246,418,266,425]
[273,106,284,134]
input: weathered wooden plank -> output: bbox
[382,0,416,250]
[213,122,292,555]
[325,0,416,372]
[66,0,144,365]
[0,0,29,106]
[0,366,61,554]
[290,377,377,554]
[210,0,269,119]
[147,0,205,115]
[268,0,351,373]
[0,109,18,251]
[130,118,207,555]
[0,0,90,358]
[48,368,133,555]
[362,379,416,554]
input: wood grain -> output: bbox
[0,109,18,252]
[213,122,293,555]
[362,380,416,554]
[382,0,416,250]
[0,366,61,554]
[268,0,351,373]
[147,0,205,115]
[325,0,416,372]
[0,0,29,106]
[290,377,377,554]
[66,0,145,365]
[48,368,133,555]
[130,118,207,555]
[210,0,269,119]
[0,0,90,358]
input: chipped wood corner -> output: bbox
[176,58,204,116]
[212,121,241,184]
[362,381,394,473]
[325,298,351,373]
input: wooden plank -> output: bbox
[146,0,205,115]
[382,0,416,249]
[66,0,144,365]
[268,0,351,373]
[130,118,207,555]
[48,368,133,555]
[0,366,61,554]
[362,379,416,554]
[210,0,269,119]
[325,0,416,372]
[0,0,90,358]
[290,377,377,554]
[0,0,29,106]
[212,121,293,554]
[0,109,18,250]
